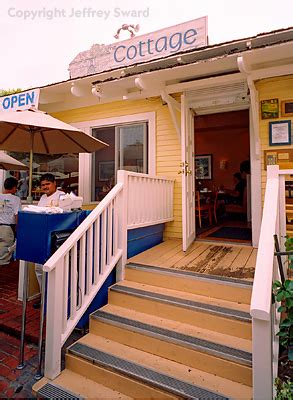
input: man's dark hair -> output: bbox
[4,177,18,190]
[233,172,242,181]
[40,173,56,183]
[240,160,250,174]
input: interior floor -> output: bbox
[196,213,252,244]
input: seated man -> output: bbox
[0,177,21,265]
[225,172,246,205]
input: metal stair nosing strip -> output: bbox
[38,382,83,400]
[110,284,251,322]
[91,310,252,366]
[68,342,228,400]
[126,262,253,288]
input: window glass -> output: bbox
[117,124,147,173]
[92,122,148,201]
[91,127,115,202]
[7,152,79,201]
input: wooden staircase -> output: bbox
[34,263,253,399]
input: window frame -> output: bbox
[71,112,155,203]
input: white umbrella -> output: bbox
[0,151,28,171]
[21,157,40,170]
[47,154,78,175]
[0,108,108,201]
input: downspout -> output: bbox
[237,56,262,248]
[237,56,260,160]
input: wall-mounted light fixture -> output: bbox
[134,77,147,91]
[71,82,85,97]
[219,159,228,170]
[91,86,102,98]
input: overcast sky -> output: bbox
[0,0,292,90]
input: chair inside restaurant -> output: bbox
[195,183,251,243]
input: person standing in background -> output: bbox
[37,173,65,207]
[0,177,21,265]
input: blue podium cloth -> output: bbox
[16,210,90,264]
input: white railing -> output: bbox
[43,170,174,379]
[251,165,289,399]
[126,172,174,229]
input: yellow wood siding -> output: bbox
[52,98,182,238]
[256,76,293,200]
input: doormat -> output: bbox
[207,226,252,241]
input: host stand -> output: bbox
[16,210,89,377]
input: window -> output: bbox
[92,122,148,201]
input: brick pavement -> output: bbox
[0,261,40,344]
[0,260,40,398]
[0,332,38,398]
[0,261,85,398]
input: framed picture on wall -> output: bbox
[195,154,212,180]
[281,100,293,117]
[98,161,115,181]
[269,120,291,146]
[261,98,279,119]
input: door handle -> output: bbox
[178,162,192,176]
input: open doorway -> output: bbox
[194,110,252,244]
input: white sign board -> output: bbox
[69,16,208,79]
[0,89,40,112]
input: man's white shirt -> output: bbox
[0,194,21,224]
[38,190,65,207]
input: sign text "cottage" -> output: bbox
[113,29,197,63]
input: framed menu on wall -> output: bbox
[269,120,291,146]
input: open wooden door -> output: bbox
[181,94,195,251]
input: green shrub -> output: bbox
[275,378,293,400]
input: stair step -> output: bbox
[111,283,251,322]
[109,282,251,339]
[37,382,83,399]
[116,279,250,311]
[75,333,252,399]
[93,304,251,351]
[68,342,228,399]
[34,370,132,400]
[127,263,253,286]
[91,309,252,367]
[126,263,252,304]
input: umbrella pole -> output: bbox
[17,261,28,370]
[27,133,34,204]
[35,271,46,380]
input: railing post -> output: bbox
[117,170,128,281]
[44,259,64,379]
[278,173,287,280]
[252,318,273,400]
